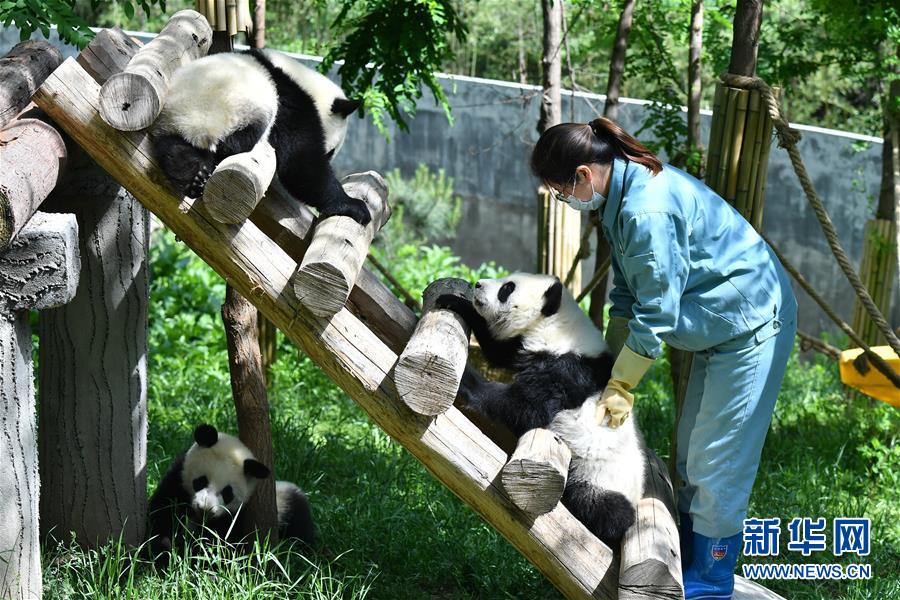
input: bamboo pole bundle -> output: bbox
[537,188,581,293]
[724,89,749,202]
[734,90,761,220]
[715,87,738,195]
[750,86,779,231]
[704,85,726,187]
[852,219,898,346]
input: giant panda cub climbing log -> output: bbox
[150,48,370,225]
[436,273,647,547]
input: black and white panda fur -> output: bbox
[147,424,315,567]
[436,272,647,546]
[151,48,370,225]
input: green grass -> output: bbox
[42,228,900,599]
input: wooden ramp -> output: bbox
[32,29,715,599]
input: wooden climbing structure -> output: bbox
[25,16,685,599]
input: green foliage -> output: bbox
[320,0,468,136]
[376,164,462,261]
[1,0,166,48]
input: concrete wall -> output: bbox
[5,26,895,341]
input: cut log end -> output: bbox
[500,428,571,516]
[292,174,391,319]
[395,278,472,416]
[98,72,161,131]
[203,143,276,224]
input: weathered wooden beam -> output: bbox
[0,108,67,252]
[618,452,682,600]
[35,57,619,600]
[99,9,212,131]
[501,428,571,516]
[0,40,63,129]
[203,141,277,224]
[0,211,79,600]
[395,277,472,416]
[292,171,391,319]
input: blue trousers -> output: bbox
[675,305,797,538]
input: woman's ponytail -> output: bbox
[588,117,662,175]
[531,117,662,185]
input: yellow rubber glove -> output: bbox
[605,316,630,359]
[596,345,655,428]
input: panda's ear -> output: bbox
[194,424,218,447]
[331,97,362,118]
[541,279,563,317]
[244,459,271,480]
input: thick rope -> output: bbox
[722,72,900,358]
[762,233,900,388]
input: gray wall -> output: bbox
[5,27,895,341]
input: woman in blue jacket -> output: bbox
[531,117,797,600]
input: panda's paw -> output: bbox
[186,165,214,198]
[434,293,472,316]
[326,198,371,226]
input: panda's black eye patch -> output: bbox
[325,148,335,160]
[221,485,234,504]
[192,476,208,492]
[498,282,516,303]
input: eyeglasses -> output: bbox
[549,176,577,202]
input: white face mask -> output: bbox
[560,174,606,212]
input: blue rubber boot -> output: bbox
[683,531,742,600]
[678,512,693,568]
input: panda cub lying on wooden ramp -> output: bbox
[147,424,315,567]
[151,48,370,225]
[436,273,647,546]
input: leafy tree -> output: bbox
[321,0,467,136]
[1,0,166,47]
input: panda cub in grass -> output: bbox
[437,273,647,546]
[151,48,370,225]
[147,424,315,567]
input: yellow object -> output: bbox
[839,346,900,407]
[596,345,656,427]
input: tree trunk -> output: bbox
[589,0,635,330]
[252,0,266,49]
[728,0,763,77]
[517,15,528,85]
[603,0,635,123]
[38,150,150,548]
[211,28,279,544]
[222,285,279,543]
[879,77,899,221]
[538,0,562,133]
[687,0,704,176]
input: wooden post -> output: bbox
[500,429,571,516]
[0,108,67,252]
[619,452,683,599]
[202,140,277,224]
[99,9,212,131]
[1,212,80,600]
[0,40,62,129]
[394,278,472,416]
[35,58,622,598]
[37,27,150,550]
[292,171,391,319]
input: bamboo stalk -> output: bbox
[206,0,216,28]
[852,220,874,342]
[704,84,726,187]
[745,89,766,227]
[725,88,749,201]
[734,89,760,220]
[715,87,738,196]
[751,87,778,231]
[226,0,238,36]
[215,0,227,31]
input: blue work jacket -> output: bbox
[601,157,797,359]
